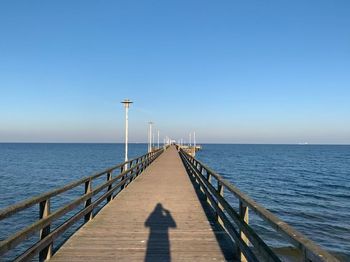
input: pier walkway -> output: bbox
[50,146,234,261]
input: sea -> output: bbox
[0,143,349,261]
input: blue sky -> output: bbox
[0,1,349,143]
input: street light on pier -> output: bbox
[194,131,196,148]
[121,99,133,169]
[148,122,153,153]
[157,130,160,149]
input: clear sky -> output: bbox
[1,1,349,144]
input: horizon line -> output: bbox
[0,142,349,146]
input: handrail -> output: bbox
[0,154,147,220]
[179,148,338,262]
[0,148,164,261]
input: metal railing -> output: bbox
[179,148,338,262]
[0,148,164,261]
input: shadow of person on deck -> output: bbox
[144,203,177,262]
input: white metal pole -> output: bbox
[148,125,150,152]
[125,106,128,163]
[194,131,196,148]
[121,99,132,169]
[148,122,153,153]
[157,130,160,149]
[147,123,151,153]
[148,123,151,152]
[189,133,191,147]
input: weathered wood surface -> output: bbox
[50,146,235,261]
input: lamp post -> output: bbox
[121,99,133,169]
[157,130,160,149]
[148,122,153,153]
[193,132,196,147]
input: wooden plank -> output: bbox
[50,146,235,261]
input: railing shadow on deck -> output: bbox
[180,156,238,261]
[144,203,176,262]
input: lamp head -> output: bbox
[121,99,133,108]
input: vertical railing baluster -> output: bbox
[84,179,93,222]
[196,162,205,195]
[136,158,141,176]
[205,169,212,205]
[120,165,126,190]
[199,165,203,176]
[134,159,138,177]
[39,198,52,261]
[107,172,112,203]
[206,170,211,183]
[195,160,200,188]
[239,200,249,262]
[216,180,224,226]
[140,156,144,172]
[130,160,137,182]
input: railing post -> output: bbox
[84,179,93,222]
[205,170,212,205]
[206,170,211,183]
[146,154,149,167]
[120,165,126,190]
[39,198,52,261]
[141,156,145,172]
[129,161,137,183]
[145,154,148,167]
[196,162,206,195]
[136,158,141,176]
[194,161,200,188]
[216,181,224,226]
[239,200,249,262]
[106,172,112,203]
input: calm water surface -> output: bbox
[0,143,349,260]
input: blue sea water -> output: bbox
[0,143,349,260]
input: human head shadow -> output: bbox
[144,203,177,262]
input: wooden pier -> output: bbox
[50,146,234,261]
[0,146,339,262]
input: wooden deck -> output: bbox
[49,146,235,261]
